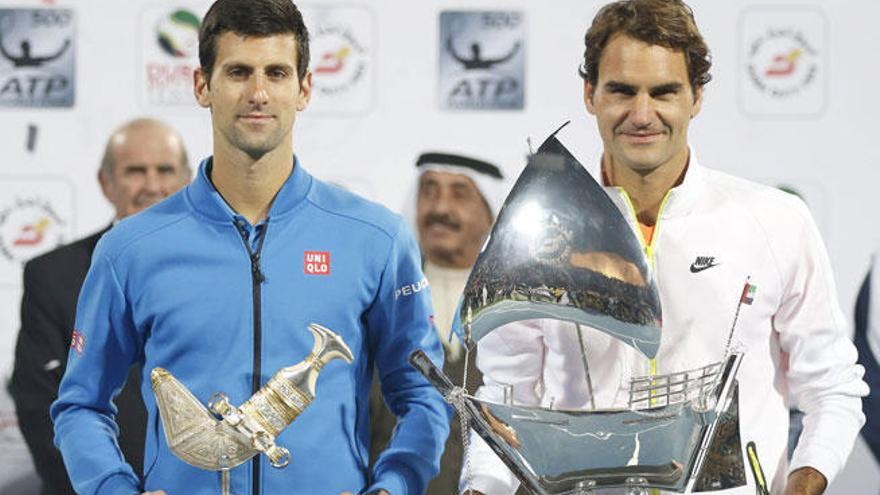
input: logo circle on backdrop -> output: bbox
[746,29,819,99]
[156,9,200,58]
[311,24,368,96]
[0,198,66,262]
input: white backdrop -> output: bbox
[0,0,876,492]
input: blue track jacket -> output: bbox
[51,158,450,495]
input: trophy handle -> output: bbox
[408,349,548,495]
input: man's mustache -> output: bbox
[423,213,460,231]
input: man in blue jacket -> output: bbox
[50,1,449,494]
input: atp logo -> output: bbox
[438,11,526,110]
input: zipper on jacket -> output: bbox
[617,189,671,406]
[618,190,670,495]
[234,218,268,495]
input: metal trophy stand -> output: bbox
[411,129,749,494]
[220,470,231,495]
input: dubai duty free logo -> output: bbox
[139,6,202,107]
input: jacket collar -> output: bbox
[187,155,312,224]
[655,148,705,220]
[598,147,706,220]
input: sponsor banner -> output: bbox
[139,4,205,107]
[302,5,375,115]
[0,176,74,286]
[0,8,75,108]
[739,6,827,118]
[439,11,525,111]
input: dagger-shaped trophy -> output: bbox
[151,323,353,494]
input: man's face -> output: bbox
[99,126,189,219]
[584,34,702,175]
[417,170,493,269]
[194,33,311,160]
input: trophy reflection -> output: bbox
[151,323,353,494]
[410,130,747,494]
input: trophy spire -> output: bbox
[460,133,663,358]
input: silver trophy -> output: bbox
[151,323,354,494]
[410,130,746,494]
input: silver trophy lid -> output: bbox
[459,130,662,358]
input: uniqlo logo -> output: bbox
[70,329,85,355]
[304,251,331,275]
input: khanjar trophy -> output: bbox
[410,128,748,494]
[151,323,354,495]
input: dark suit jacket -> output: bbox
[855,271,880,463]
[10,228,147,495]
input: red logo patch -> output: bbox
[70,329,85,355]
[304,251,331,275]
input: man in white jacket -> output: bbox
[462,1,867,494]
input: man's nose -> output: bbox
[431,190,455,215]
[630,92,653,126]
[248,74,269,106]
[144,169,163,195]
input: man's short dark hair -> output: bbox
[579,0,712,92]
[199,0,310,82]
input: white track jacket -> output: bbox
[463,154,868,495]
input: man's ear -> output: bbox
[98,170,113,202]
[584,79,597,115]
[296,71,312,111]
[194,68,211,108]
[691,85,704,119]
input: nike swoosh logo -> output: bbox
[690,262,720,273]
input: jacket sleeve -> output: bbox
[365,220,451,495]
[49,251,142,495]
[462,319,545,495]
[773,202,868,484]
[11,259,76,494]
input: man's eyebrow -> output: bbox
[604,81,636,92]
[265,63,294,72]
[650,82,685,94]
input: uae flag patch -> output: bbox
[740,283,758,305]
